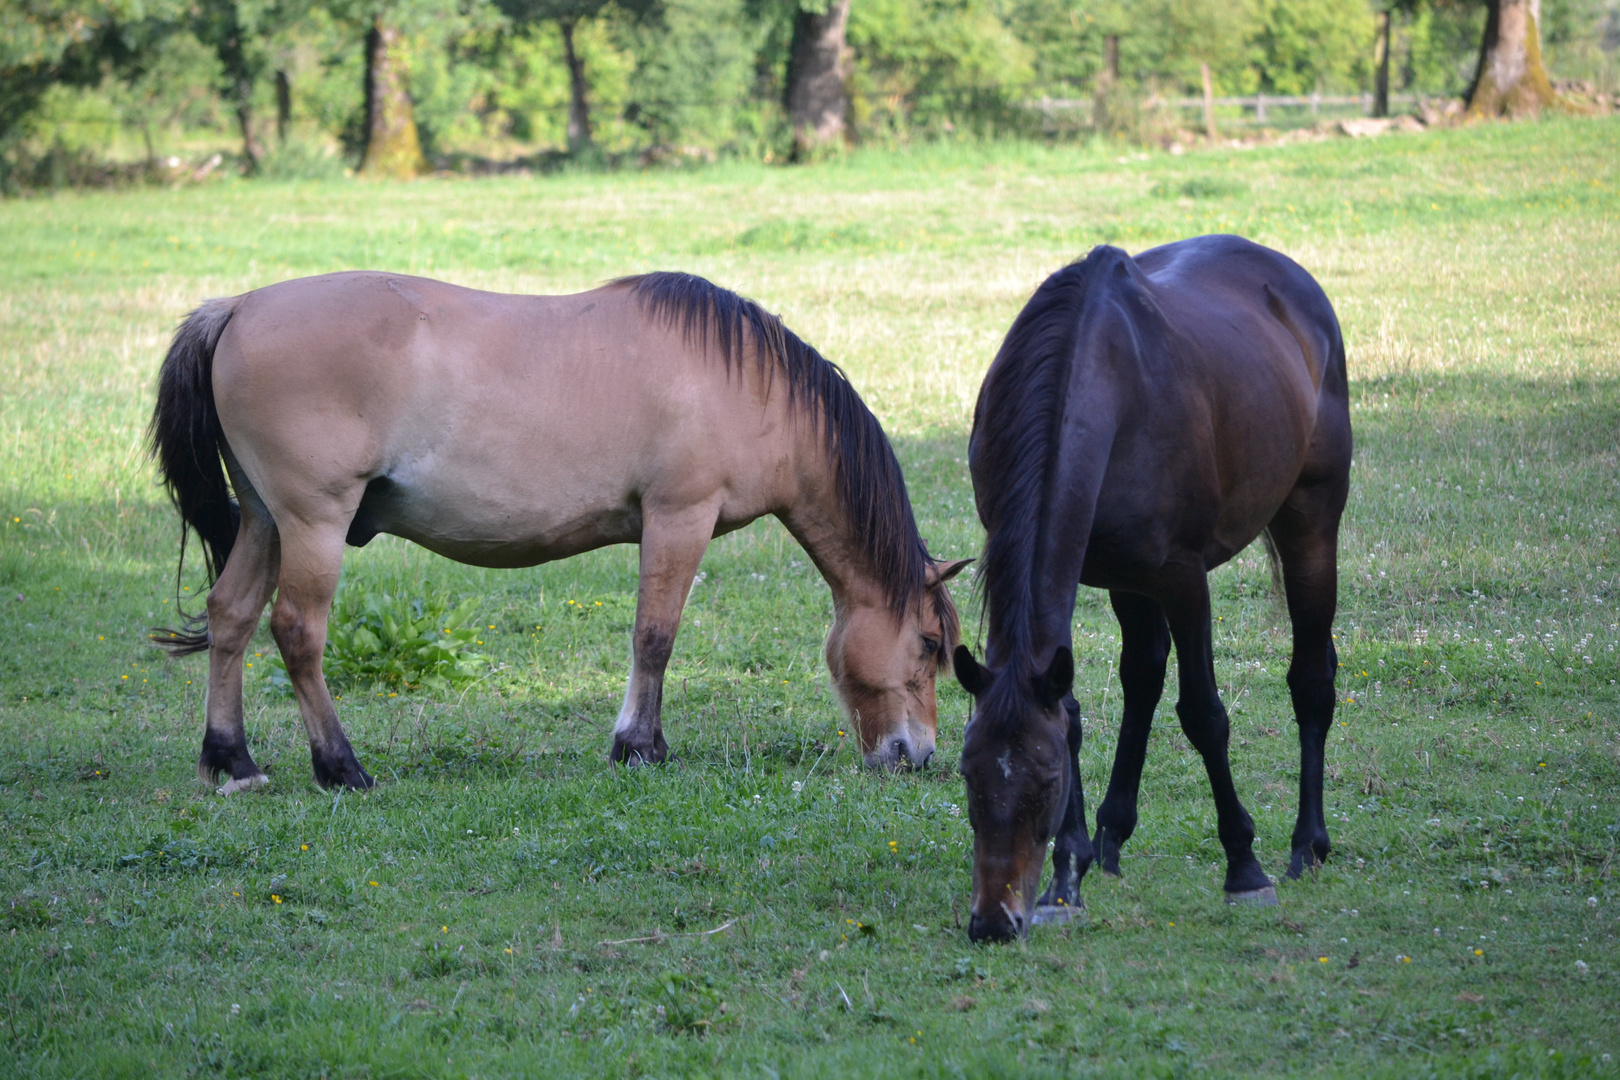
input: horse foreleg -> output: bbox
[1161,567,1273,904]
[1268,509,1342,879]
[609,502,719,765]
[1093,590,1170,876]
[199,502,279,793]
[1035,696,1093,922]
[270,526,373,789]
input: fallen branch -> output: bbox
[598,918,737,947]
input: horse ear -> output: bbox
[954,645,991,697]
[1034,647,1073,707]
[927,558,974,587]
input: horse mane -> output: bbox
[971,247,1128,683]
[619,272,939,625]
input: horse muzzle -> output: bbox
[863,729,936,771]
[968,899,1030,942]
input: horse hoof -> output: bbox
[216,773,269,796]
[1033,902,1086,926]
[1225,885,1279,907]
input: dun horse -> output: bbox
[954,236,1351,941]
[150,271,967,792]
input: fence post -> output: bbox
[1201,62,1215,139]
[1362,91,1372,114]
[1256,93,1266,123]
[1311,91,1320,116]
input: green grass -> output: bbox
[1,118,1618,1078]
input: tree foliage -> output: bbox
[2,0,1615,186]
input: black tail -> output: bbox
[148,297,242,656]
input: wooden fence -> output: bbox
[1034,92,1425,124]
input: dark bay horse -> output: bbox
[150,270,967,792]
[953,236,1351,941]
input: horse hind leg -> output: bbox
[1159,565,1274,903]
[198,490,279,794]
[610,502,720,765]
[270,521,373,789]
[1266,506,1343,880]
[1093,590,1171,877]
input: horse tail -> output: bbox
[148,296,243,656]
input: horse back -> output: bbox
[210,272,806,565]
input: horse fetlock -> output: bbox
[1222,856,1273,897]
[311,746,375,790]
[197,727,263,785]
[1286,833,1331,880]
[1095,826,1127,876]
[609,728,669,766]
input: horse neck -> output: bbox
[778,439,904,619]
[981,489,1086,673]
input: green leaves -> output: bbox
[267,589,491,695]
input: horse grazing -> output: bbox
[150,270,968,792]
[953,236,1351,941]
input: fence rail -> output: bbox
[1035,92,1426,123]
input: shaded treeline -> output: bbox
[2,0,1616,188]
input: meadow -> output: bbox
[1,117,1617,1079]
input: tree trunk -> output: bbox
[1374,9,1391,118]
[785,0,851,160]
[210,14,264,171]
[559,18,592,153]
[232,86,264,171]
[275,69,291,145]
[359,17,425,179]
[1467,0,1559,118]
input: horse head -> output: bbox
[953,644,1073,941]
[825,558,971,770]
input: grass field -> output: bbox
[2,117,1618,1079]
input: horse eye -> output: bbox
[921,636,941,656]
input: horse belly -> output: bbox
[357,454,646,569]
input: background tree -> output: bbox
[359,14,425,175]
[191,0,271,170]
[1252,0,1375,98]
[0,0,178,172]
[1466,0,1559,115]
[784,0,850,158]
[496,0,658,153]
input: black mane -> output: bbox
[620,272,938,623]
[970,247,1128,677]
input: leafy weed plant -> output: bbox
[266,590,489,695]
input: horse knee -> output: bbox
[1176,701,1230,757]
[206,593,261,653]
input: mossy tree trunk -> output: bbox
[785,0,851,161]
[359,17,425,179]
[1466,0,1559,118]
